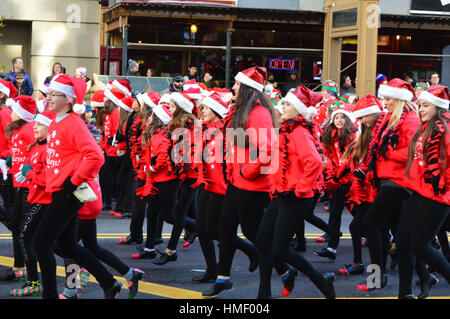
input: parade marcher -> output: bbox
[33,74,122,299]
[203,66,278,297]
[256,85,336,299]
[414,82,430,100]
[397,85,450,299]
[357,78,421,292]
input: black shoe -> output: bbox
[281,267,298,297]
[399,294,416,299]
[102,205,112,211]
[183,231,197,248]
[152,252,178,265]
[127,269,145,299]
[202,279,233,297]
[131,248,156,260]
[418,273,439,299]
[192,272,217,283]
[248,251,258,273]
[104,281,122,299]
[320,273,336,299]
[155,238,164,245]
[313,248,336,260]
[118,236,143,245]
[294,238,307,252]
[0,268,26,281]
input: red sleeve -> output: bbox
[150,133,171,173]
[26,149,47,187]
[388,112,420,163]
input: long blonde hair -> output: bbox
[388,99,419,128]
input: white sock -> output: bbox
[327,247,337,253]
[144,248,155,252]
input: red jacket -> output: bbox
[374,110,420,188]
[104,108,120,157]
[0,107,12,155]
[46,113,105,193]
[2,121,35,188]
[270,117,322,199]
[225,104,275,192]
[404,118,450,206]
[78,179,103,220]
[129,116,144,173]
[25,141,53,205]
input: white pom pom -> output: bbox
[5,98,14,107]
[73,103,86,115]
[37,100,45,113]
[306,107,318,117]
[264,84,273,94]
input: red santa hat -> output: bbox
[378,78,415,102]
[418,85,449,110]
[34,110,57,127]
[0,79,18,105]
[106,79,132,96]
[331,104,356,124]
[158,93,172,106]
[153,103,173,125]
[183,79,201,91]
[11,95,37,122]
[184,87,203,101]
[48,74,87,114]
[170,92,195,114]
[201,91,232,119]
[352,94,384,119]
[235,66,267,92]
[91,90,105,108]
[142,92,161,109]
[284,85,321,119]
[104,88,126,107]
[118,96,135,113]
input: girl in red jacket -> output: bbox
[358,78,421,292]
[8,110,54,296]
[193,91,258,283]
[256,85,335,299]
[0,96,36,282]
[33,74,122,299]
[203,67,278,297]
[152,92,199,265]
[313,105,356,260]
[397,85,450,299]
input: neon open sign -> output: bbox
[269,59,295,70]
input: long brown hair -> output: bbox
[167,102,197,134]
[5,119,28,138]
[142,112,164,146]
[96,99,117,130]
[405,109,448,176]
[118,108,131,133]
[348,114,379,164]
[322,113,356,153]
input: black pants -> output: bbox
[296,193,330,241]
[129,179,148,240]
[115,156,134,214]
[33,190,116,299]
[196,190,257,275]
[11,187,30,268]
[99,154,121,208]
[349,202,370,264]
[437,215,450,259]
[0,174,15,222]
[397,192,450,296]
[217,184,270,277]
[363,185,410,275]
[256,197,330,298]
[145,180,180,249]
[23,204,47,282]
[327,184,351,250]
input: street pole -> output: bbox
[122,26,128,76]
[105,31,111,75]
[225,28,234,89]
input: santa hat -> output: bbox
[37,100,46,113]
[339,93,359,105]
[34,110,56,127]
[314,98,339,125]
[284,86,321,119]
[104,88,126,107]
[142,92,161,109]
[39,83,50,97]
[415,82,430,91]
[322,80,339,96]
[91,90,105,108]
[49,74,87,114]
[106,79,132,96]
[274,101,283,115]
[170,92,195,114]
[183,79,201,91]
[235,66,267,92]
[11,96,37,122]
[0,79,18,107]
[158,93,172,106]
[153,103,173,125]
[184,87,203,101]
[201,91,232,119]
[376,74,387,86]
[331,104,355,124]
[117,96,135,113]
[352,94,384,119]
[378,78,414,102]
[419,85,449,110]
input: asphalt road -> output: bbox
[0,201,448,300]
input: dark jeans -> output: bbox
[217,184,270,277]
[33,190,116,299]
[397,192,450,296]
[327,184,351,250]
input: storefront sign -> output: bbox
[120,0,237,6]
[268,59,295,70]
[411,0,450,15]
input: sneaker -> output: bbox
[104,281,122,299]
[281,267,298,297]
[0,268,27,281]
[315,234,329,243]
[418,273,439,299]
[338,263,364,275]
[131,249,156,260]
[114,212,131,219]
[127,269,145,299]
[323,205,329,212]
[108,210,117,216]
[357,274,388,292]
[313,248,336,260]
[10,281,40,297]
[320,273,336,299]
[361,238,368,247]
[152,252,178,265]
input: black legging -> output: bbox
[99,154,121,208]
[0,174,15,220]
[11,187,30,268]
[327,184,351,250]
[23,204,47,282]
[33,189,116,299]
[296,193,330,241]
[196,190,257,275]
[363,184,410,275]
[256,197,332,298]
[129,179,147,240]
[217,184,270,277]
[115,156,135,214]
[397,192,450,296]
[349,202,370,264]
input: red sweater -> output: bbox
[129,116,144,173]
[0,107,12,155]
[146,127,176,183]
[104,108,120,157]
[270,117,322,199]
[225,104,275,192]
[46,113,105,193]
[404,120,450,206]
[25,141,53,205]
